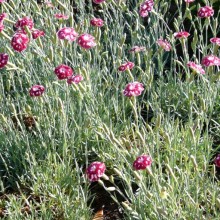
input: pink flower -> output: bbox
[93,0,105,4]
[29,85,45,97]
[0,0,5,3]
[45,1,54,8]
[128,46,146,53]
[77,33,96,49]
[0,22,4,32]
[15,17,34,30]
[11,33,29,52]
[215,154,220,167]
[67,74,83,84]
[174,31,190,39]
[210,37,220,46]
[86,162,106,182]
[185,0,195,3]
[0,13,7,23]
[118,61,135,72]
[0,53,9,68]
[32,29,45,39]
[139,0,154,17]
[133,155,152,170]
[54,64,73,80]
[54,14,69,20]
[90,18,104,27]
[123,82,144,97]
[187,62,205,74]
[201,55,220,67]
[157,39,172,51]
[57,27,78,42]
[198,6,214,18]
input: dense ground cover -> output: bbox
[0,0,220,219]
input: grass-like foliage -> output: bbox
[0,0,220,219]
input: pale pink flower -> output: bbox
[54,14,69,20]
[157,39,172,51]
[187,62,205,74]
[128,46,146,53]
[185,0,195,3]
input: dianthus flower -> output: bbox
[174,31,190,39]
[198,6,214,18]
[57,27,78,41]
[210,37,220,46]
[123,82,144,97]
[157,38,172,51]
[90,18,104,27]
[201,55,220,67]
[187,62,205,74]
[139,0,154,17]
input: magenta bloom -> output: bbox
[0,0,5,3]
[0,53,8,68]
[54,14,69,20]
[210,37,220,46]
[139,0,154,17]
[157,39,172,51]
[215,154,220,167]
[187,62,205,75]
[77,34,96,49]
[32,29,45,39]
[185,0,195,2]
[90,18,104,27]
[174,31,190,39]
[0,13,7,23]
[67,74,83,84]
[93,0,105,4]
[86,162,106,182]
[15,17,34,30]
[198,6,214,18]
[201,55,220,67]
[128,46,146,53]
[133,155,152,170]
[11,33,29,52]
[123,82,144,97]
[0,23,4,32]
[54,64,73,80]
[57,27,78,42]
[118,61,135,72]
[29,85,45,97]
